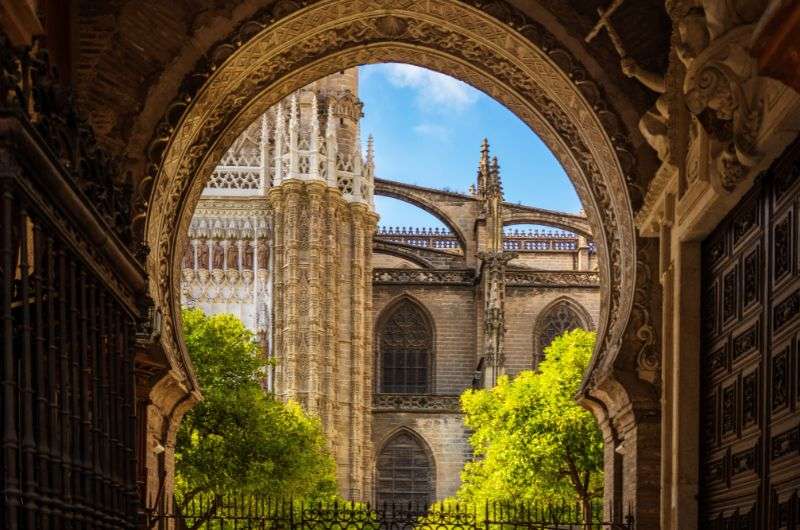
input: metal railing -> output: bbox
[150,496,634,529]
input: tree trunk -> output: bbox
[581,495,592,527]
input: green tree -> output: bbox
[456,329,603,522]
[175,309,337,526]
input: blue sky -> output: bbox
[359,64,581,229]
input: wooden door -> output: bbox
[700,145,800,528]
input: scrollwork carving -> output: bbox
[684,32,763,190]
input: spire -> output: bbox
[488,155,503,201]
[366,134,374,168]
[353,126,363,200]
[325,101,337,187]
[326,101,336,138]
[476,138,490,197]
[288,94,299,178]
[310,92,320,180]
[354,126,362,173]
[273,101,285,184]
[365,134,375,207]
[260,113,270,190]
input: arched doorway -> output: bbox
[375,429,435,507]
[136,0,656,524]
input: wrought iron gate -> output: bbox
[151,496,633,530]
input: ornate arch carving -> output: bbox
[533,297,594,368]
[375,295,435,394]
[139,0,654,418]
[374,427,436,506]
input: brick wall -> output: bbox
[509,252,576,270]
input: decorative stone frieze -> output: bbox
[372,269,474,286]
[372,394,462,413]
[505,270,600,287]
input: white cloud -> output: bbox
[380,63,479,112]
[413,122,452,142]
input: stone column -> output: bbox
[577,235,590,270]
[616,406,661,528]
[268,180,376,500]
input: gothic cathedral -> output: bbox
[181,68,600,503]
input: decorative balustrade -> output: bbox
[502,227,588,252]
[373,268,474,285]
[152,495,633,529]
[375,226,460,251]
[375,226,595,254]
[201,93,374,205]
[373,394,462,412]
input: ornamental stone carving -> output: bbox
[373,394,461,413]
[142,1,643,404]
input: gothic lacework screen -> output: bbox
[375,432,435,506]
[379,300,432,394]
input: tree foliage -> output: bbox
[175,309,337,523]
[455,329,603,519]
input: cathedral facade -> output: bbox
[181,68,600,503]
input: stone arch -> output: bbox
[375,295,436,394]
[135,0,661,518]
[139,1,647,401]
[372,247,432,269]
[501,212,592,237]
[532,296,594,369]
[373,182,468,253]
[374,426,436,506]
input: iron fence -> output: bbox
[149,496,633,530]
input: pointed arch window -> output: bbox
[534,300,587,368]
[378,299,432,394]
[375,431,435,507]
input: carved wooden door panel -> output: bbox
[700,148,800,529]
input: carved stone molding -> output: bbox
[373,268,474,286]
[141,0,640,404]
[372,393,461,413]
[505,270,601,287]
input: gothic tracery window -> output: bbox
[534,300,586,367]
[378,299,432,394]
[375,431,435,507]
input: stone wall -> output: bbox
[508,251,598,271]
[372,413,472,501]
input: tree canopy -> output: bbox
[175,309,337,521]
[455,329,603,518]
